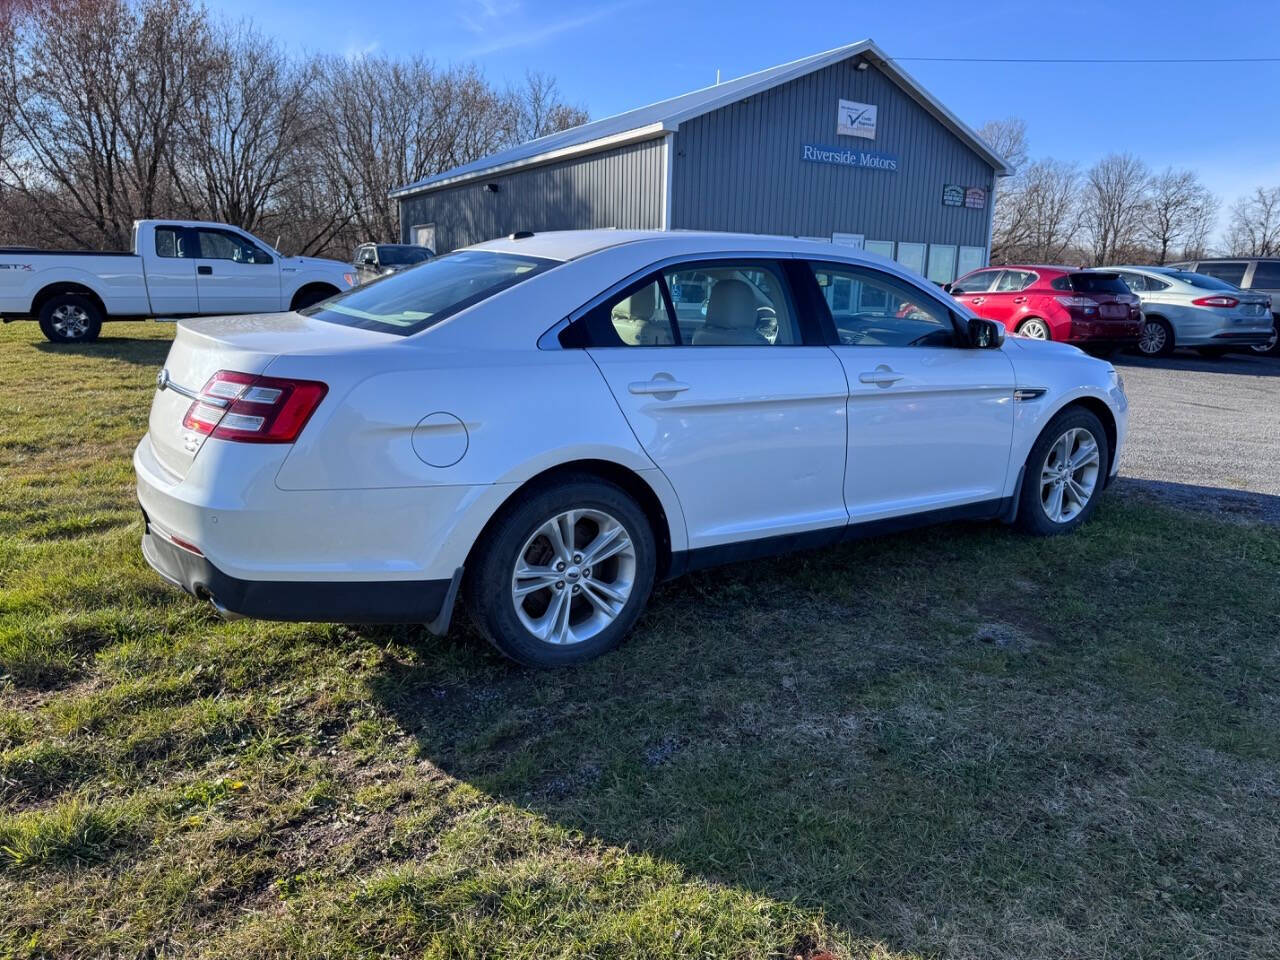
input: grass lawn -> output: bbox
[2,320,1278,959]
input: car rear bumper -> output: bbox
[140,515,455,623]
[1208,330,1274,346]
[1065,319,1142,343]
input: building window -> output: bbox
[864,240,894,259]
[926,244,957,285]
[957,245,985,279]
[896,242,926,277]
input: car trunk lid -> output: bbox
[147,312,392,479]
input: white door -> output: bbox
[807,261,1016,521]
[146,225,200,316]
[582,262,849,549]
[412,223,436,252]
[193,227,281,314]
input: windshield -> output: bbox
[378,245,432,266]
[1071,273,1129,295]
[305,250,558,335]
[1163,270,1239,291]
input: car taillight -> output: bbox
[1054,295,1098,313]
[182,370,327,443]
[1192,295,1239,308]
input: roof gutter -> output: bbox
[389,121,677,200]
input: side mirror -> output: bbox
[361,253,376,265]
[943,282,954,294]
[968,317,1005,349]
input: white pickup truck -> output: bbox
[0,219,355,343]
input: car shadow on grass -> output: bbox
[33,331,172,367]
[367,504,1280,957]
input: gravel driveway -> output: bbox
[1112,349,1280,522]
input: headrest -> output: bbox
[706,279,757,329]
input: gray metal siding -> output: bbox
[670,60,995,250]
[398,138,665,252]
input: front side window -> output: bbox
[810,263,956,348]
[662,262,799,345]
[1196,261,1247,286]
[951,269,1001,294]
[197,229,272,265]
[306,250,558,336]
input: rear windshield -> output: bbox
[377,245,432,266]
[305,250,558,335]
[1163,270,1238,291]
[1070,273,1129,294]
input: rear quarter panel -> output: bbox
[0,256,150,315]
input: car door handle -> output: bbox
[1012,296,1027,304]
[970,296,985,305]
[858,370,904,385]
[197,265,212,275]
[628,378,690,396]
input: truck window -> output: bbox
[196,229,272,265]
[155,227,187,258]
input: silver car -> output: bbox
[1101,266,1274,358]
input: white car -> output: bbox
[135,230,1128,666]
[0,220,355,344]
[1102,265,1274,357]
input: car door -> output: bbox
[579,258,849,551]
[949,268,1002,317]
[807,260,1016,522]
[983,268,1037,326]
[193,227,280,315]
[146,225,200,315]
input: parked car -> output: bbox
[949,265,1142,354]
[353,243,434,285]
[136,230,1127,667]
[0,220,355,344]
[1099,265,1274,357]
[1165,257,1280,356]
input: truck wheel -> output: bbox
[38,294,103,344]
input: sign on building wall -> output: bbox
[942,184,965,207]
[836,100,877,139]
[964,187,987,209]
[802,144,898,171]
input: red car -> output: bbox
[948,265,1142,353]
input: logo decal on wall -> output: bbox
[837,99,877,139]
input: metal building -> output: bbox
[391,39,1011,285]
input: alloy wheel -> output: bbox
[1138,320,1166,355]
[50,304,91,339]
[1020,319,1049,340]
[510,508,636,646]
[1040,427,1100,523]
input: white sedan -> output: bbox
[135,231,1128,666]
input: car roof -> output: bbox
[981,264,1075,276]
[467,228,909,267]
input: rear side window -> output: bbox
[155,227,186,258]
[306,250,558,336]
[1196,261,1248,286]
[994,269,1036,291]
[1114,271,1147,292]
[1069,273,1129,294]
[663,261,800,346]
[1145,275,1171,291]
[566,276,677,347]
[1249,262,1280,288]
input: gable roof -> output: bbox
[390,39,1012,200]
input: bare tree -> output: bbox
[977,116,1028,171]
[1142,168,1218,264]
[170,24,313,235]
[991,159,1081,264]
[511,70,589,143]
[0,0,213,249]
[1081,153,1150,265]
[1225,186,1280,257]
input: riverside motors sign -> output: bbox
[801,144,899,172]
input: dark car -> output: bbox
[1165,258,1279,355]
[353,243,434,285]
[949,265,1142,355]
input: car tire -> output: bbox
[291,286,338,311]
[1015,406,1110,537]
[38,294,103,344]
[1137,316,1174,357]
[463,475,657,667]
[1248,318,1279,357]
[1018,318,1050,340]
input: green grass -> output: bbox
[1,320,1278,958]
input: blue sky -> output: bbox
[215,0,1279,229]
